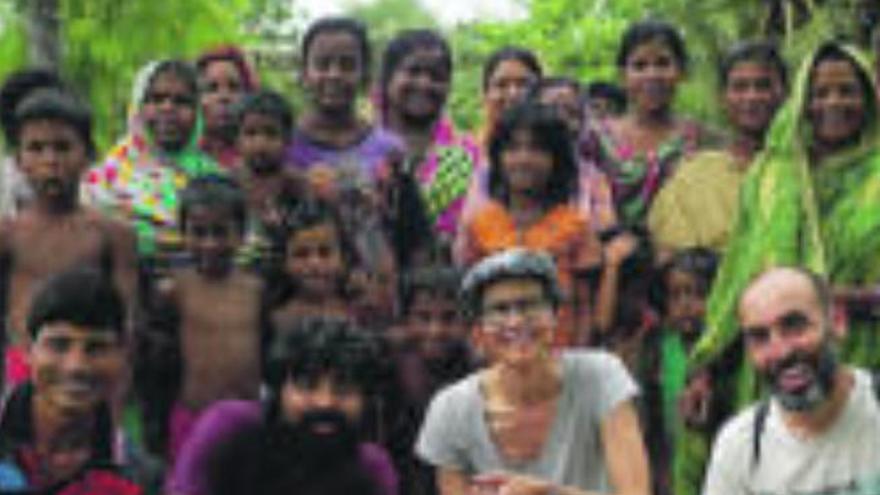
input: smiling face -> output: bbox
[184,205,242,278]
[286,222,346,298]
[499,127,554,198]
[808,57,869,151]
[386,47,450,127]
[302,31,364,116]
[17,119,90,205]
[405,289,465,362]
[665,268,707,338]
[142,71,197,153]
[723,61,785,137]
[485,59,538,122]
[622,39,683,115]
[30,322,123,416]
[738,269,838,412]
[474,277,556,371]
[200,59,245,137]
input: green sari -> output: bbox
[676,43,880,495]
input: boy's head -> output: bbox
[719,41,787,138]
[279,199,354,298]
[585,81,627,118]
[180,175,247,277]
[233,89,293,174]
[654,247,718,337]
[27,268,126,416]
[13,89,95,207]
[0,68,66,146]
[265,316,381,460]
[528,77,584,138]
[400,265,465,362]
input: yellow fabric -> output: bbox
[648,150,745,252]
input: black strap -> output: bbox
[751,399,770,471]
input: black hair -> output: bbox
[301,17,371,85]
[400,264,463,317]
[12,88,96,160]
[651,247,719,313]
[586,81,628,113]
[27,268,126,339]
[528,76,582,100]
[265,316,382,405]
[488,101,578,207]
[144,59,199,107]
[232,88,294,138]
[482,46,543,92]
[808,41,876,130]
[379,29,452,117]
[179,175,248,235]
[268,199,357,304]
[616,20,688,72]
[0,68,65,145]
[719,41,788,89]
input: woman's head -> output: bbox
[617,20,687,115]
[482,47,543,124]
[197,45,259,139]
[806,42,876,151]
[379,29,452,127]
[300,17,371,116]
[141,60,200,152]
[279,199,355,299]
[488,101,578,207]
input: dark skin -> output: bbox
[153,209,265,410]
[298,30,372,149]
[3,120,137,348]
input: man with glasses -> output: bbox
[703,266,880,495]
[416,248,649,495]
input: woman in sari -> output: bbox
[678,41,880,495]
[84,60,220,258]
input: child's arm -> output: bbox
[594,233,639,343]
[0,220,12,394]
[107,220,139,336]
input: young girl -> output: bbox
[582,20,716,228]
[456,101,602,345]
[287,17,400,182]
[269,199,393,333]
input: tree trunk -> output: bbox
[27,0,60,69]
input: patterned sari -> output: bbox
[83,63,221,256]
[676,43,880,495]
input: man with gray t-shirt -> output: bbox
[416,249,650,495]
[704,267,880,495]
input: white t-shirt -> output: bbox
[416,350,638,493]
[704,368,880,495]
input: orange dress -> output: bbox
[460,201,602,345]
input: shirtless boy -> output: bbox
[0,89,136,389]
[144,176,266,460]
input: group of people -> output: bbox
[0,11,878,495]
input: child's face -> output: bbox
[666,268,707,336]
[17,119,90,204]
[386,47,451,126]
[142,71,197,152]
[538,85,583,138]
[184,205,242,277]
[237,112,286,173]
[286,223,346,297]
[200,59,245,136]
[302,31,363,115]
[405,289,465,362]
[500,128,554,197]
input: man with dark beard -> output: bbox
[703,267,880,495]
[166,316,398,495]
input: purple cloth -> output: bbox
[285,126,402,182]
[166,400,399,495]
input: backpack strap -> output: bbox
[751,399,770,471]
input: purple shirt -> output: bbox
[285,126,402,183]
[167,400,399,495]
